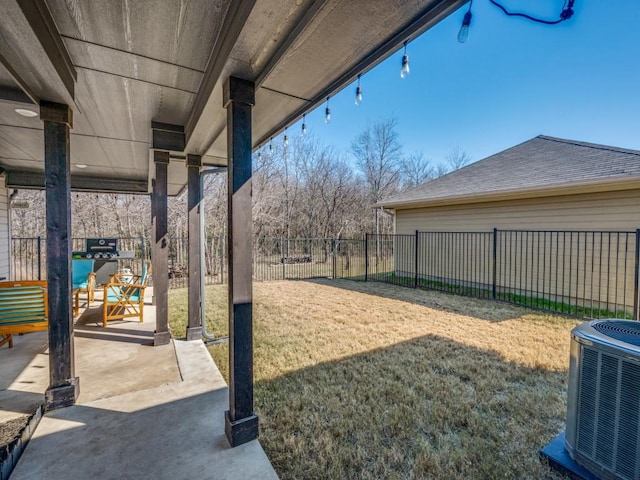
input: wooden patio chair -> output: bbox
[0,280,49,349]
[102,265,149,328]
[72,259,96,316]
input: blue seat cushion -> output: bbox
[73,282,89,290]
[106,293,140,303]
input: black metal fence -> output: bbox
[165,236,367,288]
[11,229,639,320]
[10,236,368,288]
[365,230,640,320]
[12,237,149,282]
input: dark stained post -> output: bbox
[186,154,203,340]
[41,101,79,410]
[153,151,171,346]
[150,183,156,306]
[223,76,258,447]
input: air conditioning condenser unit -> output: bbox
[565,319,640,480]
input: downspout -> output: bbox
[200,167,228,343]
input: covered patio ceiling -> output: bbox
[0,0,465,196]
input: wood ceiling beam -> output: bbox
[0,86,35,106]
[16,0,77,101]
[184,0,257,143]
[0,51,39,105]
[253,0,324,88]
[187,0,325,158]
[5,170,148,194]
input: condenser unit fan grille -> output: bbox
[593,320,640,347]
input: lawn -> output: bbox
[168,279,578,479]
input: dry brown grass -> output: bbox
[169,279,578,479]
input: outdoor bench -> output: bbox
[0,281,48,348]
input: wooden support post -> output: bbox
[153,151,171,346]
[223,76,258,447]
[186,154,203,340]
[41,101,79,410]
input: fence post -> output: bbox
[332,239,337,279]
[634,229,640,320]
[414,230,419,288]
[281,237,286,280]
[364,234,369,282]
[492,228,497,300]
[37,236,42,281]
[220,236,225,285]
[140,236,145,276]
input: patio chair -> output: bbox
[102,265,149,328]
[0,280,49,349]
[72,259,96,316]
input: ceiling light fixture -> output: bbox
[14,108,38,118]
[400,42,410,79]
[76,164,88,169]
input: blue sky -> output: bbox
[291,0,640,167]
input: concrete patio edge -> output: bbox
[10,337,278,480]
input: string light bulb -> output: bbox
[355,75,363,106]
[283,127,289,147]
[324,97,331,124]
[458,2,472,43]
[400,41,410,79]
[269,137,273,153]
[301,114,307,136]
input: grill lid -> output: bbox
[592,320,640,347]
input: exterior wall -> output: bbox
[394,189,640,234]
[392,189,640,315]
[0,177,9,280]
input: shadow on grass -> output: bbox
[301,277,543,323]
[253,333,569,480]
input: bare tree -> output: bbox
[444,146,472,172]
[351,118,402,235]
[401,152,435,190]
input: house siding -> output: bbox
[0,177,9,280]
[392,189,640,315]
[394,189,640,233]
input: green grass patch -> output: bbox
[375,272,633,320]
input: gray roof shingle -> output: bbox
[380,136,640,208]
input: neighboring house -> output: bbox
[378,135,640,315]
[381,135,640,233]
[0,176,9,280]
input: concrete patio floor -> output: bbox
[1,291,278,479]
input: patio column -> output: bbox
[153,151,171,346]
[150,183,156,306]
[186,154,203,340]
[41,101,79,410]
[223,76,258,447]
